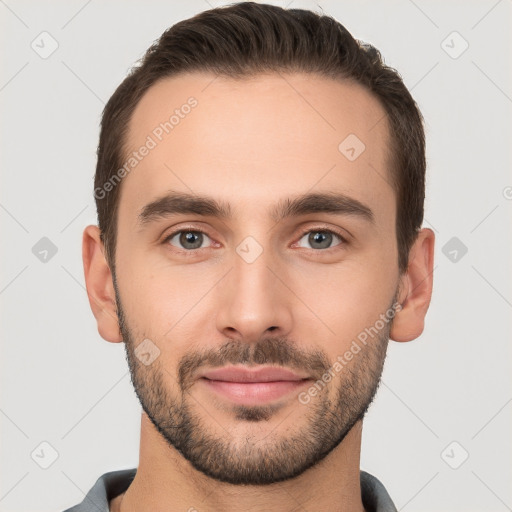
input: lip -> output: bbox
[199,365,310,382]
[198,366,312,406]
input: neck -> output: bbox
[112,413,366,512]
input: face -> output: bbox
[113,72,401,485]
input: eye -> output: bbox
[295,228,347,250]
[163,229,213,251]
[161,226,347,253]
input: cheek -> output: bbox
[292,260,396,348]
[118,257,216,344]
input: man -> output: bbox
[66,2,434,511]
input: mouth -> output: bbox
[197,366,312,405]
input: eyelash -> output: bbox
[161,226,348,253]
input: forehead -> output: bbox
[119,71,393,224]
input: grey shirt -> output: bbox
[63,468,397,512]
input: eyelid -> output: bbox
[293,225,349,250]
[161,225,215,250]
[297,225,348,240]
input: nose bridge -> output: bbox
[215,236,293,340]
[234,238,277,298]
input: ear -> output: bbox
[390,228,435,342]
[82,225,122,343]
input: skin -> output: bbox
[82,71,434,512]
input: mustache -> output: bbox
[178,337,331,392]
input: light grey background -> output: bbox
[1,1,511,511]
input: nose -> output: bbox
[214,243,293,344]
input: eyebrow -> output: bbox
[137,190,375,229]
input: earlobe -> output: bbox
[82,225,123,343]
[390,228,435,343]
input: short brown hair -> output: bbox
[94,1,425,275]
